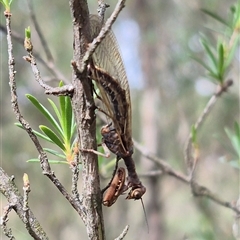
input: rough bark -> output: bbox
[69,0,105,239]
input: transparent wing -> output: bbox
[89,15,133,149]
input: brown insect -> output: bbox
[102,167,127,207]
[89,14,146,203]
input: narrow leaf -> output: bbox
[201,9,230,27]
[217,43,224,81]
[191,56,217,77]
[200,39,218,70]
[65,96,73,142]
[26,94,63,137]
[224,35,240,70]
[40,125,66,151]
[59,96,66,123]
[27,159,69,164]
[15,122,53,143]
[43,148,66,159]
[48,99,62,125]
[25,26,31,39]
[191,125,197,145]
[234,122,240,138]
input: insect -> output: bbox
[102,167,127,207]
[89,14,146,203]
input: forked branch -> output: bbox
[134,140,240,214]
[80,0,126,71]
[5,8,85,223]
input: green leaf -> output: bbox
[43,148,66,159]
[217,43,224,82]
[26,94,63,137]
[39,125,65,151]
[200,38,218,70]
[201,9,230,27]
[225,123,240,157]
[224,35,240,70]
[65,96,73,142]
[191,125,197,145]
[59,95,67,146]
[234,122,240,138]
[71,123,77,139]
[14,122,53,143]
[0,0,12,10]
[27,159,69,164]
[191,56,215,74]
[48,99,62,126]
[25,26,31,39]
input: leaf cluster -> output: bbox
[16,82,76,164]
[193,2,240,83]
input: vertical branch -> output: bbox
[69,0,105,239]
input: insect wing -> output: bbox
[89,15,133,150]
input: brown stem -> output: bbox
[23,54,74,96]
[184,80,233,174]
[5,9,85,224]
[0,167,48,239]
[69,0,105,239]
[81,0,126,71]
[134,140,240,214]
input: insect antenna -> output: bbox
[140,197,149,233]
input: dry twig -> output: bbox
[5,8,85,223]
[134,140,240,214]
[80,0,126,71]
[23,54,74,95]
[114,225,129,240]
[184,80,233,174]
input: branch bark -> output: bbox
[0,167,48,240]
[69,0,105,239]
[134,140,240,214]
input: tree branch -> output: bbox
[0,24,69,84]
[134,140,240,214]
[5,8,85,224]
[184,80,233,174]
[69,0,105,239]
[0,167,48,239]
[80,0,126,72]
[23,54,74,96]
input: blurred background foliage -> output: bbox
[0,0,239,239]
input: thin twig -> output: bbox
[134,139,240,214]
[184,80,233,173]
[23,54,74,96]
[138,170,163,178]
[0,205,15,240]
[0,24,69,84]
[71,143,81,202]
[0,167,48,239]
[26,0,53,62]
[80,0,126,71]
[5,9,85,222]
[114,225,129,240]
[97,0,110,23]
[22,173,31,230]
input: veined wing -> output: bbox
[89,14,133,151]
